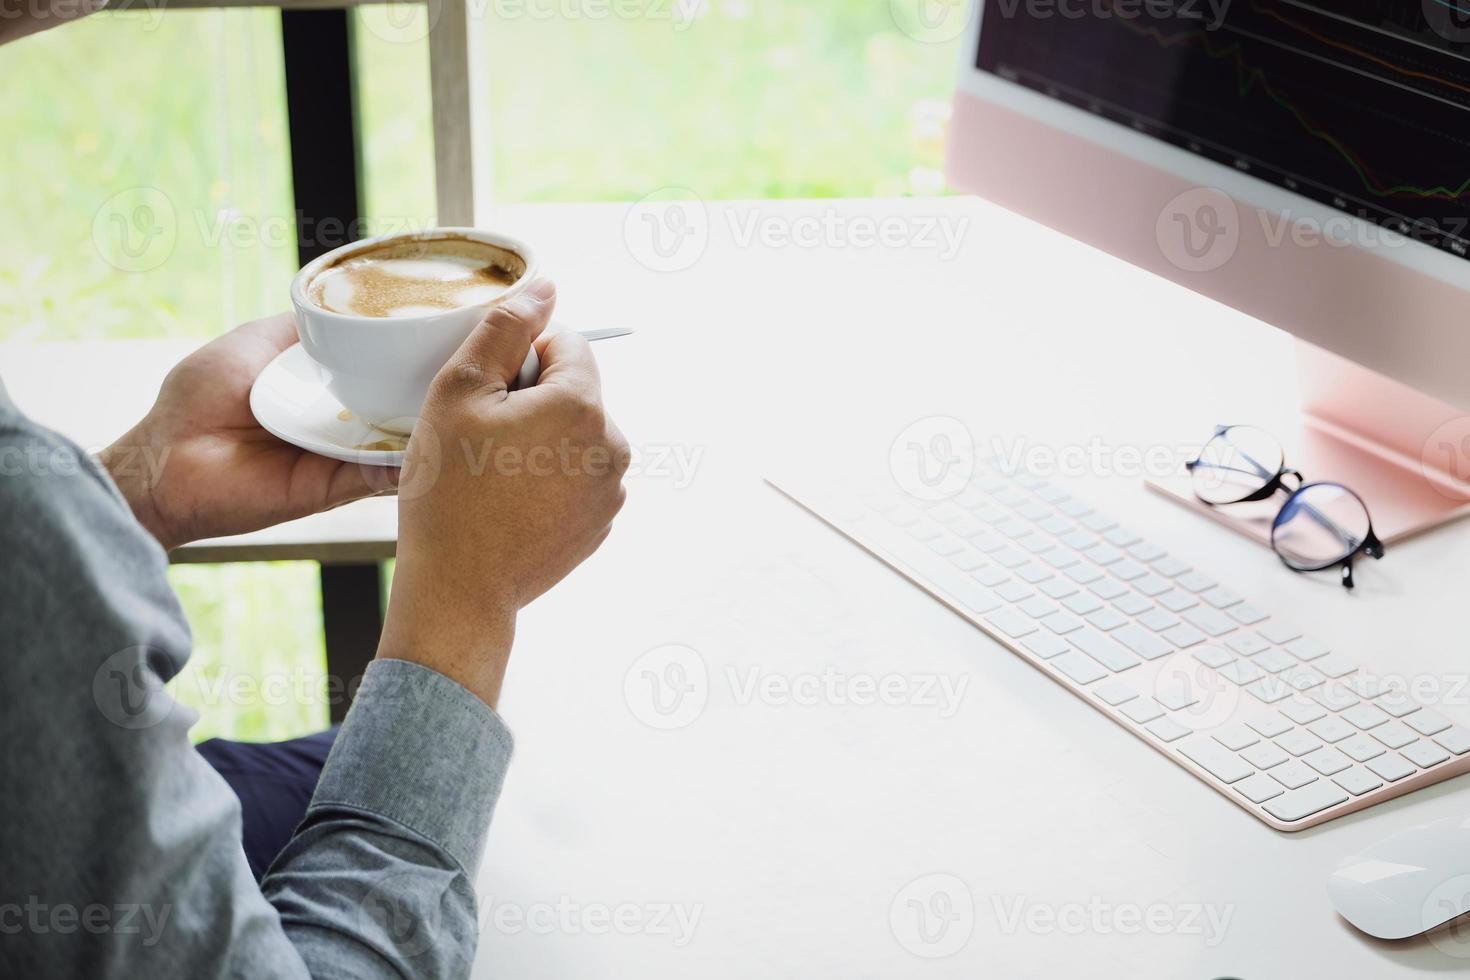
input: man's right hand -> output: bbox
[377,279,629,707]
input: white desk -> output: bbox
[8,199,1470,976]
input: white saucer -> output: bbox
[249,344,407,467]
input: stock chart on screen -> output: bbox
[976,0,1470,260]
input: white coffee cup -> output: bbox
[290,227,540,434]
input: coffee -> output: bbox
[308,236,526,318]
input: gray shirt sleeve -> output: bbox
[0,401,512,979]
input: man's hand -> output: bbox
[100,314,398,551]
[377,279,629,707]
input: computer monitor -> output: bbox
[946,0,1470,543]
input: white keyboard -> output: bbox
[770,461,1470,831]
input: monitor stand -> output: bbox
[1147,340,1470,547]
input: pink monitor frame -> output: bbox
[946,30,1470,544]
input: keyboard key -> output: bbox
[1309,684,1359,712]
[1347,675,1388,699]
[1277,730,1324,757]
[1245,677,1292,704]
[1241,741,1288,769]
[1069,630,1140,673]
[1269,760,1318,790]
[947,548,987,572]
[1377,692,1422,719]
[1017,595,1056,619]
[1040,612,1085,635]
[1080,512,1116,532]
[971,566,1011,588]
[1105,527,1142,548]
[906,520,943,542]
[1152,556,1190,578]
[1128,541,1166,562]
[1366,754,1416,782]
[1062,592,1103,616]
[1225,633,1270,657]
[1302,747,1351,776]
[1253,650,1293,673]
[1139,608,1181,631]
[1039,578,1079,600]
[1371,721,1417,749]
[1217,660,1264,686]
[1085,608,1128,631]
[1182,607,1236,637]
[1050,650,1107,685]
[1039,549,1077,568]
[1406,710,1451,736]
[1307,716,1355,744]
[1156,681,1201,712]
[1279,665,1326,692]
[1112,624,1172,661]
[1333,768,1383,796]
[1084,543,1125,566]
[925,533,967,557]
[1110,559,1147,581]
[1059,499,1092,518]
[1177,571,1216,593]
[1235,772,1285,803]
[1133,575,1172,597]
[1088,578,1129,600]
[1146,717,1190,743]
[1402,740,1450,769]
[927,565,1003,614]
[1281,700,1326,725]
[1341,703,1389,730]
[1213,724,1258,751]
[1285,637,1330,662]
[1248,713,1292,738]
[1021,633,1071,660]
[1180,739,1253,783]
[1434,726,1470,755]
[1152,590,1199,614]
[1191,646,1233,669]
[1229,604,1268,625]
[1121,698,1165,724]
[1200,587,1243,609]
[996,581,1033,603]
[1112,594,1152,616]
[1265,781,1347,822]
[1338,734,1385,763]
[984,609,1037,638]
[1066,564,1105,585]
[1162,624,1207,648]
[1312,654,1357,679]
[1092,679,1138,706]
[1258,622,1302,644]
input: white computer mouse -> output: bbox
[1328,816,1470,940]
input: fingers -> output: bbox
[523,328,602,408]
[438,279,557,398]
[323,461,401,509]
[234,312,301,356]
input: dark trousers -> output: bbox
[196,727,339,882]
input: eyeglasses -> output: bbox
[1185,425,1383,589]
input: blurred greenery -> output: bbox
[0,3,959,740]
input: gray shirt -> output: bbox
[0,380,513,978]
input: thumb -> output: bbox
[438,279,556,396]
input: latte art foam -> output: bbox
[308,237,524,318]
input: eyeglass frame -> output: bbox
[1184,424,1384,589]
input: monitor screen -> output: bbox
[974,0,1470,262]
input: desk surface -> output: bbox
[7,198,1470,976]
